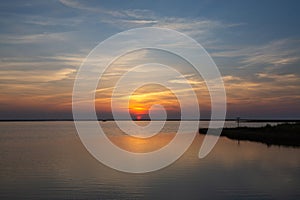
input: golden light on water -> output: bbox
[108,133,176,153]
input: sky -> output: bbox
[0,0,300,120]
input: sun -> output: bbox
[127,84,180,120]
[130,106,148,120]
[136,115,142,120]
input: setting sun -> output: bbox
[129,105,148,120]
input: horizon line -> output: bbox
[0,119,299,122]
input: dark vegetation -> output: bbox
[199,123,300,147]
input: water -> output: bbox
[0,121,299,199]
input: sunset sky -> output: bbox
[0,0,300,119]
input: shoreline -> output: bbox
[199,123,300,147]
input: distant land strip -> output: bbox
[199,123,300,147]
[0,119,300,122]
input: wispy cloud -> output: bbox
[101,14,240,41]
[0,32,71,44]
[24,15,83,27]
[59,0,125,17]
[0,68,76,82]
[256,73,299,82]
[212,39,300,68]
[0,54,84,70]
[223,73,300,105]
[59,0,239,41]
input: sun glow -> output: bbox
[129,105,148,120]
[126,84,181,120]
[131,106,147,113]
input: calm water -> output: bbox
[0,121,299,199]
